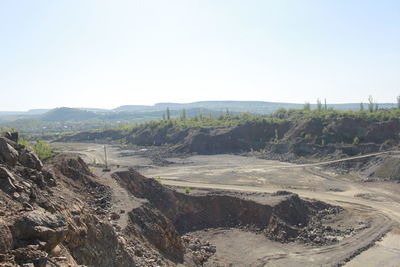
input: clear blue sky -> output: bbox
[1,0,399,110]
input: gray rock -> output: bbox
[19,150,43,170]
[0,167,17,193]
[13,210,68,251]
[10,132,19,143]
[0,137,19,166]
[2,132,19,143]
[0,218,13,253]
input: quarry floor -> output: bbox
[52,142,400,267]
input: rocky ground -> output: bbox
[2,132,381,267]
[0,132,182,267]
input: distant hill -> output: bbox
[0,100,398,133]
[113,105,153,112]
[114,101,398,114]
[40,107,99,122]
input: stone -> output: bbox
[10,132,19,143]
[110,212,120,220]
[0,167,17,193]
[12,247,48,267]
[19,151,43,170]
[0,138,19,166]
[23,202,34,211]
[1,132,18,143]
[13,210,68,251]
[0,218,13,253]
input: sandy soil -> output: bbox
[52,142,400,267]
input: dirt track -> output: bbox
[53,142,400,267]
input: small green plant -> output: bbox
[184,187,192,194]
[18,137,31,150]
[304,134,312,139]
[92,158,97,165]
[33,140,54,161]
[155,176,163,184]
[321,139,325,146]
[353,137,360,145]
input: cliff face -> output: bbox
[59,117,400,159]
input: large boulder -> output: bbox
[0,219,13,253]
[19,150,43,170]
[0,137,19,166]
[13,210,67,251]
[0,166,17,193]
[1,132,18,143]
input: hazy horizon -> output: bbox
[1,99,399,113]
[1,0,399,110]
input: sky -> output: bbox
[0,0,399,111]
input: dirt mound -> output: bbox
[366,156,400,181]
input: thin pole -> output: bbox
[104,145,108,169]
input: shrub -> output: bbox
[353,137,360,145]
[18,137,31,150]
[33,140,54,161]
[184,187,192,194]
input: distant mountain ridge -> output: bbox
[2,100,398,115]
[0,101,398,133]
[115,100,398,113]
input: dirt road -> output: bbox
[53,142,400,267]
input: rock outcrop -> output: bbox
[59,116,400,160]
[18,150,43,170]
[0,137,19,166]
[0,133,189,267]
[13,210,67,251]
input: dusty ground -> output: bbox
[52,142,400,267]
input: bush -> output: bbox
[18,137,31,150]
[353,137,360,145]
[184,187,192,194]
[33,140,54,160]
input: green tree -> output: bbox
[303,102,311,111]
[368,95,374,112]
[180,109,186,121]
[360,102,364,111]
[199,109,204,120]
[166,107,171,120]
[317,99,322,111]
[397,95,400,109]
[324,98,327,110]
